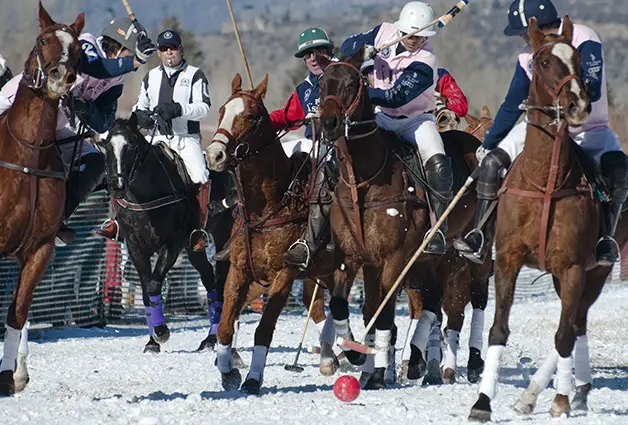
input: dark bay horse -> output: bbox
[103,114,222,353]
[0,2,85,396]
[205,74,337,394]
[469,17,606,421]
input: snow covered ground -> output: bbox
[1,284,628,425]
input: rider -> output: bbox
[454,0,628,266]
[97,29,212,252]
[0,54,13,89]
[0,18,156,245]
[278,27,338,269]
[340,1,454,255]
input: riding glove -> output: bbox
[154,102,183,121]
[135,34,156,64]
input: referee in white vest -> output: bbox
[132,29,212,251]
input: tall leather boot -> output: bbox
[423,154,453,255]
[283,201,331,270]
[190,181,212,252]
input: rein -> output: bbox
[499,40,591,272]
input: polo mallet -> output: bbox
[225,0,254,89]
[284,281,320,372]
[121,0,147,35]
[336,167,481,353]
[376,0,470,53]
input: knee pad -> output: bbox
[601,151,628,188]
[425,154,453,197]
[477,148,512,200]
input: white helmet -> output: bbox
[394,2,437,37]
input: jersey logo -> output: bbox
[380,47,391,59]
[82,42,99,62]
[179,77,190,87]
[303,88,312,102]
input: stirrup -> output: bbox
[99,218,122,242]
[189,228,210,250]
[595,236,620,266]
[285,239,311,270]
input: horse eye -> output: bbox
[40,39,47,46]
[542,60,550,69]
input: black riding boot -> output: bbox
[284,201,331,269]
[595,151,628,266]
[424,154,453,255]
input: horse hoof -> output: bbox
[0,371,15,397]
[572,383,591,412]
[240,378,261,395]
[469,393,492,422]
[232,349,247,369]
[153,325,170,344]
[422,359,443,386]
[442,367,456,384]
[550,394,570,418]
[319,342,339,376]
[467,347,484,384]
[344,350,366,366]
[513,381,540,415]
[221,369,242,392]
[407,345,426,380]
[364,368,386,390]
[144,337,161,353]
[197,334,217,352]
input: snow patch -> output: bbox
[387,208,400,217]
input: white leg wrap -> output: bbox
[334,319,349,337]
[427,321,442,363]
[402,319,419,361]
[469,309,485,351]
[410,310,437,358]
[443,329,460,371]
[574,335,591,387]
[478,345,505,399]
[232,319,240,349]
[247,345,268,384]
[317,312,336,346]
[0,325,21,372]
[216,343,233,373]
[18,324,29,357]
[374,329,391,369]
[531,349,559,391]
[556,355,574,396]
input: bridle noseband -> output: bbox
[23,26,77,91]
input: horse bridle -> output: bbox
[23,26,77,91]
[519,40,581,127]
[320,62,378,140]
[209,91,276,164]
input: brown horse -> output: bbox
[205,74,339,394]
[469,17,604,421]
[0,2,85,396]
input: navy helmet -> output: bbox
[504,0,559,36]
[157,30,182,48]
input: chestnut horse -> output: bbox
[469,17,603,420]
[0,2,85,396]
[205,74,338,394]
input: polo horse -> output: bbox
[468,17,615,420]
[0,2,85,396]
[103,114,224,353]
[205,74,338,395]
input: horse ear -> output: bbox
[38,1,56,30]
[128,112,139,128]
[231,74,242,94]
[561,15,574,42]
[254,74,268,100]
[346,44,365,72]
[70,12,85,36]
[480,105,492,118]
[465,114,478,128]
[528,17,545,50]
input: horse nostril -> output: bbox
[568,102,578,116]
[49,68,60,79]
[215,151,225,163]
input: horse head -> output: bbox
[527,16,589,126]
[464,105,493,141]
[23,1,85,99]
[318,45,372,142]
[206,74,273,172]
[104,113,149,198]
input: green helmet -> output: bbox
[294,27,334,58]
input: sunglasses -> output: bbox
[158,45,180,52]
[303,48,329,59]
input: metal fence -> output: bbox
[0,189,625,329]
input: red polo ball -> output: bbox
[333,375,360,402]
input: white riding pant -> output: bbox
[374,111,445,166]
[151,134,209,184]
[281,137,333,162]
[497,122,622,164]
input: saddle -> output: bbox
[153,141,196,195]
[570,141,611,203]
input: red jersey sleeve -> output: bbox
[269,89,306,130]
[437,73,469,118]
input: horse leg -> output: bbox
[216,267,249,391]
[302,279,339,376]
[549,265,586,418]
[442,271,470,384]
[408,281,442,382]
[187,248,220,352]
[468,277,488,383]
[357,265,380,386]
[241,269,293,395]
[469,251,521,422]
[399,288,421,383]
[0,243,54,396]
[146,242,181,344]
